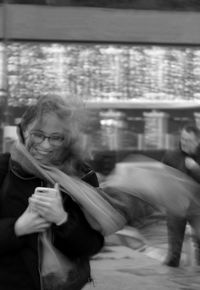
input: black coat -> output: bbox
[162,148,200,184]
[0,153,104,290]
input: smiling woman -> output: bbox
[19,95,88,171]
[0,95,109,290]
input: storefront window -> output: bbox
[4,43,200,105]
[1,42,200,159]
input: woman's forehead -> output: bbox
[28,113,66,133]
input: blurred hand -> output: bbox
[15,206,51,236]
[185,157,199,170]
[29,183,68,225]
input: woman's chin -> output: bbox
[31,151,61,166]
[33,155,50,165]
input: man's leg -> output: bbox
[189,216,200,265]
[164,214,187,267]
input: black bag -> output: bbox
[42,257,91,290]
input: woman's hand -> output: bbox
[14,206,51,236]
[29,184,68,225]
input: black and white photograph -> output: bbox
[1,1,200,289]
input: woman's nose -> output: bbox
[40,137,51,148]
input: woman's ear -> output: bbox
[17,124,25,144]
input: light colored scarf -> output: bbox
[10,142,126,236]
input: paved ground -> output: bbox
[84,221,200,290]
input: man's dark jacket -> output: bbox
[162,146,200,267]
[162,147,200,183]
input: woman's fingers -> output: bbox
[29,198,53,219]
[32,192,54,201]
[29,196,52,208]
[36,217,50,225]
[30,185,65,224]
[15,207,51,236]
[34,217,51,231]
[54,182,59,193]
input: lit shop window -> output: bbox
[4,42,200,106]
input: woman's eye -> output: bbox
[35,133,43,138]
[31,132,43,138]
[51,136,62,141]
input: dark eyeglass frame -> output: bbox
[30,131,65,147]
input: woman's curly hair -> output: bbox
[20,95,91,175]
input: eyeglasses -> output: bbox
[30,131,65,147]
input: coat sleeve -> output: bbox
[0,153,26,254]
[162,150,174,166]
[53,198,104,259]
[0,217,26,255]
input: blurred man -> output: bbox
[162,123,200,267]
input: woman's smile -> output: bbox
[25,113,66,165]
[31,147,52,162]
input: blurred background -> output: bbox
[1,0,200,175]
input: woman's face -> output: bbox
[24,113,68,165]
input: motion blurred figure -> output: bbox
[162,123,200,267]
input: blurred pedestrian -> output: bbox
[162,123,200,267]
